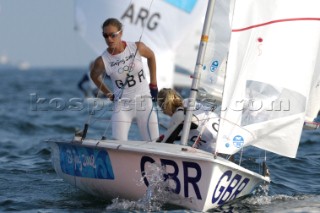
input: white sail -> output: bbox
[305,65,320,122]
[215,0,320,158]
[199,0,235,103]
[74,0,206,89]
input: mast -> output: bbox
[181,0,216,145]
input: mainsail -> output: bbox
[215,0,320,158]
[74,0,206,89]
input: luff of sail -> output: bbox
[74,0,207,89]
[199,0,235,104]
[215,0,320,158]
[305,63,320,123]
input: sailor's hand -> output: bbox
[107,93,114,101]
[156,134,164,142]
[149,83,158,102]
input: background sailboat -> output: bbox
[74,0,207,89]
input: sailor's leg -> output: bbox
[112,101,133,140]
[136,97,159,141]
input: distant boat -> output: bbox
[0,54,30,71]
[17,61,30,71]
[0,54,14,70]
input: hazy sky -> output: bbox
[0,0,96,68]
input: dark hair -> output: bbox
[102,18,122,31]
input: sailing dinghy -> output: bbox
[48,0,320,211]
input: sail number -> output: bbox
[140,156,202,199]
[212,170,250,205]
[140,156,250,204]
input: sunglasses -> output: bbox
[102,30,121,39]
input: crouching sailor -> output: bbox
[156,88,219,153]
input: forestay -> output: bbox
[74,0,206,89]
[215,0,320,158]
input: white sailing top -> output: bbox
[101,42,150,100]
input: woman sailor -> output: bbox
[90,18,159,141]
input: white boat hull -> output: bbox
[48,138,270,211]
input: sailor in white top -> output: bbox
[90,18,159,141]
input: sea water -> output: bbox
[0,68,319,212]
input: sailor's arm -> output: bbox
[136,41,157,85]
[90,57,114,100]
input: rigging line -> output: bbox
[92,118,159,125]
[263,150,269,176]
[72,1,96,141]
[84,3,128,104]
[142,0,156,142]
[80,33,117,140]
[96,0,137,101]
[239,148,243,166]
[120,0,153,94]
[118,0,154,100]
[115,0,156,141]
[214,58,229,156]
[80,23,120,140]
[147,104,154,141]
[192,111,215,149]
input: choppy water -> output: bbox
[0,68,319,212]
